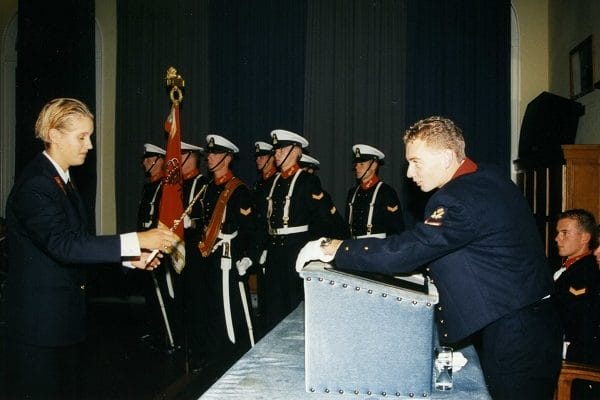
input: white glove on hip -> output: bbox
[295,238,334,272]
[183,215,192,229]
[236,257,253,276]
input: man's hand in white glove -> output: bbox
[183,215,193,229]
[236,257,253,276]
[295,237,335,272]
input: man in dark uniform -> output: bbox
[299,153,349,240]
[190,134,255,373]
[298,116,562,400]
[135,143,168,349]
[261,129,334,332]
[345,144,404,238]
[173,141,209,363]
[251,141,277,322]
[553,209,600,399]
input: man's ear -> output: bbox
[442,149,454,169]
[581,231,591,247]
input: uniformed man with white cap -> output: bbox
[346,144,404,238]
[251,141,277,319]
[187,134,255,373]
[136,143,167,349]
[261,129,334,331]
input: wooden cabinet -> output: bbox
[561,145,600,220]
[514,144,600,268]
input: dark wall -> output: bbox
[15,0,96,226]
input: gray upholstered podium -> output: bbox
[200,264,491,399]
[301,262,439,397]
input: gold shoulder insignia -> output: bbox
[424,206,445,226]
[240,207,252,216]
[312,192,324,200]
[330,206,337,214]
[387,205,399,213]
[569,286,586,296]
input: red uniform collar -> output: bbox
[563,251,591,270]
[281,164,300,179]
[360,175,380,190]
[262,166,277,181]
[214,170,234,185]
[451,157,478,180]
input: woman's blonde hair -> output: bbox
[35,98,94,144]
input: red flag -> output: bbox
[158,104,186,272]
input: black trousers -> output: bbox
[6,339,81,400]
[474,298,563,400]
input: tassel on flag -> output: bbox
[158,103,186,273]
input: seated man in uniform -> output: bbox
[553,209,600,399]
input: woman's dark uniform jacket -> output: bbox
[335,163,553,342]
[6,153,122,346]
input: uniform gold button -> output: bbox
[364,246,369,251]
[80,285,86,290]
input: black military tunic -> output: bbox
[553,254,600,399]
[137,179,162,230]
[192,172,255,366]
[251,167,278,263]
[345,177,404,238]
[262,165,333,330]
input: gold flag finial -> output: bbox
[165,67,185,105]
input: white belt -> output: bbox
[353,232,386,239]
[212,231,239,254]
[269,225,309,236]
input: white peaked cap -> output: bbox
[206,134,239,153]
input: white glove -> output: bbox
[259,249,267,265]
[183,215,192,229]
[295,238,334,272]
[236,257,253,276]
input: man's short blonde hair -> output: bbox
[403,116,466,161]
[35,98,94,144]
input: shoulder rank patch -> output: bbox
[312,192,324,200]
[424,207,445,226]
[330,206,337,214]
[240,207,252,216]
[569,286,586,296]
[387,205,399,213]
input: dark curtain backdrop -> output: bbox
[15,0,96,226]
[209,0,307,187]
[304,0,407,219]
[115,0,210,231]
[115,0,510,231]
